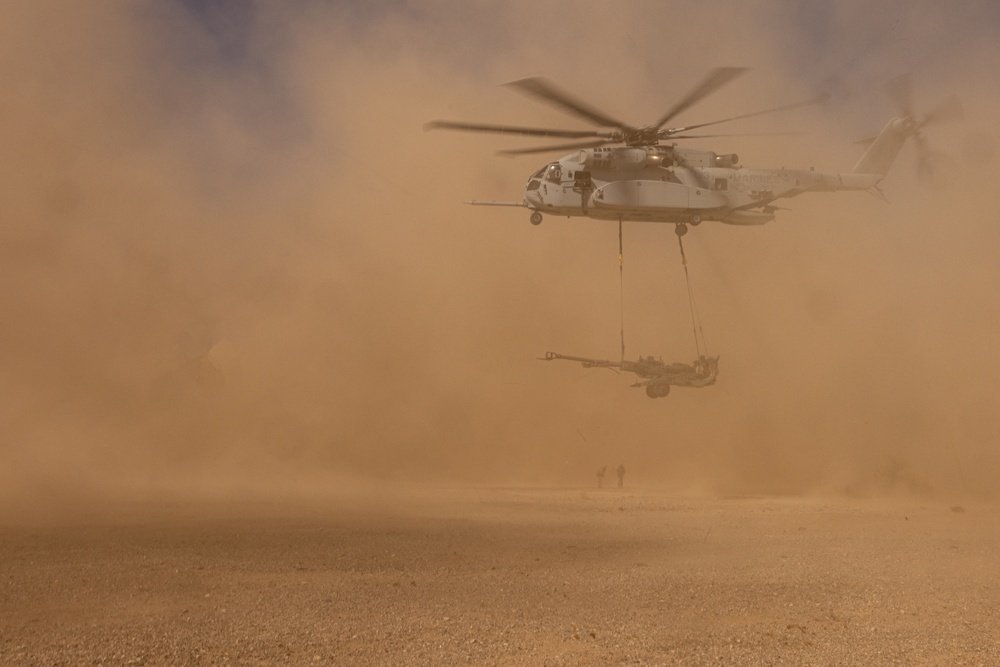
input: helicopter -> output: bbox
[427,69,961,235]
[540,351,719,399]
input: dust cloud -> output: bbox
[2,0,998,515]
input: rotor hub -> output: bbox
[621,127,661,147]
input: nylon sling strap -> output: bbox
[676,232,708,358]
[619,219,625,363]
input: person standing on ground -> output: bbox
[616,464,625,489]
[596,466,607,488]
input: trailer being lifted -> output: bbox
[541,351,719,398]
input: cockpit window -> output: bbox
[531,166,546,179]
[545,164,562,183]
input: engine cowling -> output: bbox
[713,153,739,167]
[578,147,647,170]
[644,148,674,168]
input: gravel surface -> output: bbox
[2,488,998,665]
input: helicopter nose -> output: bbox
[525,189,543,208]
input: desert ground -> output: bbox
[2,486,998,666]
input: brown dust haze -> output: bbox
[2,1,999,514]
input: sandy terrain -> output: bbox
[2,487,998,666]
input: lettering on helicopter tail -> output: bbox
[733,172,783,193]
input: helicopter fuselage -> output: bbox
[433,72,925,228]
[519,144,883,226]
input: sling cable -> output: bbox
[616,221,710,363]
[618,219,625,362]
[675,227,710,360]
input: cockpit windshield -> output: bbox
[544,164,562,183]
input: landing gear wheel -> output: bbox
[689,213,702,226]
[529,211,543,226]
[675,223,688,237]
[646,385,658,399]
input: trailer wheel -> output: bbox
[646,383,670,398]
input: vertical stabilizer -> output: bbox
[852,117,914,176]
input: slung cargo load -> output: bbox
[541,352,719,399]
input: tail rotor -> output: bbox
[885,74,963,185]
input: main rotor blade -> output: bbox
[504,77,631,130]
[921,95,964,127]
[653,67,748,130]
[664,92,830,136]
[913,133,933,182]
[497,139,615,156]
[425,120,609,139]
[884,73,913,117]
[668,131,805,139]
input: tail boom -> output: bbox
[852,117,915,177]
